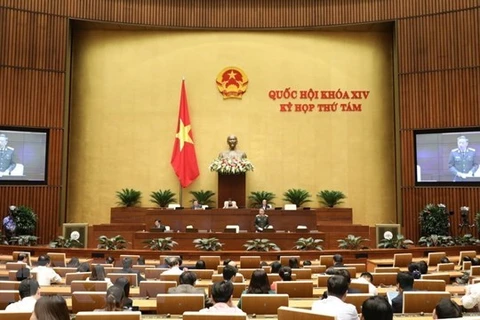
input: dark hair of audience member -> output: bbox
[303,260,312,266]
[105,256,115,265]
[327,275,349,297]
[212,281,234,303]
[114,277,132,308]
[463,256,472,262]
[434,297,462,319]
[247,269,271,294]
[179,271,197,285]
[439,256,450,264]
[19,279,39,299]
[77,262,90,272]
[122,257,133,269]
[17,253,27,262]
[417,260,428,274]
[16,267,31,281]
[37,255,51,266]
[279,266,293,281]
[195,260,206,269]
[361,296,393,320]
[288,257,299,268]
[396,272,414,290]
[223,258,232,266]
[270,261,282,273]
[408,262,421,279]
[472,257,480,266]
[137,256,145,265]
[90,264,107,281]
[360,272,374,282]
[67,257,80,268]
[334,268,351,284]
[333,254,343,264]
[223,264,237,281]
[33,295,70,320]
[104,285,125,311]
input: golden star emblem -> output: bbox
[176,119,194,151]
[228,70,237,79]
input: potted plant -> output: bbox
[150,189,177,208]
[244,238,280,251]
[193,237,223,251]
[293,237,323,251]
[454,234,479,246]
[417,234,455,247]
[189,190,216,207]
[50,233,83,248]
[248,191,276,208]
[337,234,369,250]
[378,232,413,249]
[97,235,128,250]
[419,203,449,236]
[282,188,311,208]
[10,235,39,246]
[116,188,142,207]
[14,206,37,236]
[317,190,346,208]
[143,237,178,250]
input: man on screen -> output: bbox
[448,135,479,181]
[0,134,16,176]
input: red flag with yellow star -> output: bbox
[171,79,199,187]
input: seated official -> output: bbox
[254,208,270,232]
[223,198,238,209]
[191,200,203,210]
[153,219,166,232]
[259,199,272,211]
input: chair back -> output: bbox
[145,268,168,279]
[53,267,78,277]
[344,293,374,313]
[156,293,204,314]
[139,280,177,297]
[291,268,312,279]
[108,273,138,287]
[5,262,27,271]
[268,273,297,283]
[319,255,334,268]
[471,266,480,276]
[421,273,450,283]
[277,306,335,320]
[208,282,246,298]
[240,256,261,269]
[370,272,398,286]
[413,279,446,291]
[0,281,20,291]
[345,263,367,273]
[199,256,221,269]
[159,255,181,264]
[463,261,472,271]
[374,267,401,273]
[211,274,244,283]
[72,291,107,313]
[190,269,214,280]
[0,311,31,320]
[427,252,447,266]
[159,273,180,284]
[71,280,108,293]
[279,256,300,267]
[393,253,412,267]
[66,272,91,284]
[132,265,155,274]
[349,281,370,293]
[317,274,333,287]
[402,291,450,313]
[0,290,20,310]
[12,251,32,266]
[183,312,247,320]
[436,263,455,272]
[238,268,258,280]
[304,265,326,274]
[276,280,313,297]
[241,294,289,314]
[459,250,477,265]
[333,267,356,279]
[46,252,67,267]
[75,311,141,320]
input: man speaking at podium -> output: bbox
[448,135,478,181]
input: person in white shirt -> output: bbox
[461,282,480,309]
[31,255,62,286]
[199,280,246,314]
[5,278,41,312]
[312,275,358,320]
[351,272,378,295]
[161,257,184,275]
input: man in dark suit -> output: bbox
[391,272,414,313]
[333,254,345,267]
[120,257,145,283]
[153,219,166,232]
[168,271,213,307]
[259,199,271,211]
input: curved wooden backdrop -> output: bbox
[0,0,479,243]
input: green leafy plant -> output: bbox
[150,189,177,208]
[248,191,276,208]
[116,188,142,207]
[13,206,37,236]
[419,203,449,236]
[417,234,455,247]
[378,233,414,249]
[189,190,216,207]
[282,188,312,207]
[143,237,178,251]
[193,237,223,251]
[10,235,39,246]
[293,237,323,251]
[50,235,83,248]
[97,235,127,250]
[454,234,479,246]
[317,190,346,208]
[337,234,369,250]
[244,238,280,251]
[475,213,480,233]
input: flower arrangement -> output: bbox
[209,157,254,175]
[419,203,450,236]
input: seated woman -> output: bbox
[238,269,275,308]
[31,295,70,320]
[77,262,91,272]
[271,266,292,291]
[114,277,133,310]
[95,286,125,311]
[88,264,113,288]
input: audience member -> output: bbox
[31,255,62,286]
[76,262,90,272]
[120,257,145,283]
[98,285,125,311]
[351,272,378,295]
[472,257,480,266]
[137,256,145,265]
[433,298,462,319]
[391,272,414,313]
[417,260,428,274]
[5,278,41,312]
[223,259,244,281]
[311,275,358,320]
[30,295,70,320]
[161,256,183,275]
[194,260,206,269]
[223,264,238,281]
[88,264,113,288]
[17,253,30,268]
[303,260,312,266]
[237,269,274,308]
[167,271,213,307]
[461,280,480,309]
[288,257,299,268]
[361,296,393,320]
[408,262,421,279]
[334,268,360,294]
[105,256,115,265]
[199,281,245,314]
[270,261,282,273]
[333,254,345,267]
[439,256,450,264]
[16,267,31,281]
[114,277,133,310]
[271,266,292,291]
[66,257,80,268]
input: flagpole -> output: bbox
[178,183,183,206]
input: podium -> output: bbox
[218,173,246,208]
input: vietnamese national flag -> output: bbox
[171,79,200,188]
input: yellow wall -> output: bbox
[68,30,395,226]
